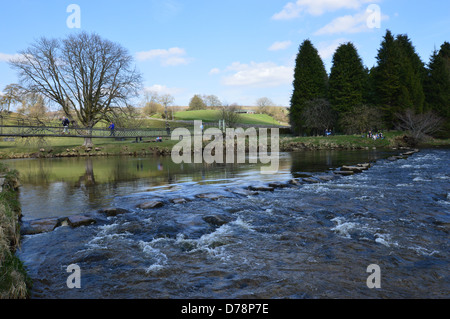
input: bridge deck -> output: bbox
[0,125,170,139]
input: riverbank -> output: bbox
[280,132,450,151]
[0,132,449,160]
[0,163,31,299]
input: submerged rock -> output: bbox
[387,155,405,161]
[195,193,225,200]
[340,166,366,173]
[202,215,231,227]
[303,177,319,183]
[21,218,62,235]
[288,178,302,186]
[268,182,290,189]
[99,208,131,216]
[171,198,190,204]
[334,170,354,176]
[318,175,335,182]
[247,185,274,192]
[227,188,259,196]
[137,201,164,209]
[67,215,96,227]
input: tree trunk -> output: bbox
[83,137,94,148]
[84,158,95,186]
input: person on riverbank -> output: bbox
[109,122,115,137]
[62,117,70,134]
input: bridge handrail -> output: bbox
[0,124,170,138]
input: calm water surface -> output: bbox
[4,149,449,298]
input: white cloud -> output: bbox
[143,84,184,96]
[315,9,388,35]
[268,41,292,51]
[209,68,220,75]
[135,47,192,66]
[0,53,19,62]
[272,0,378,20]
[222,61,293,88]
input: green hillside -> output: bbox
[173,110,284,126]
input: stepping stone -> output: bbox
[21,217,62,235]
[288,178,301,186]
[341,166,366,173]
[334,170,354,176]
[202,215,231,227]
[171,198,190,204]
[227,188,259,196]
[67,215,96,227]
[98,208,131,216]
[268,182,289,188]
[247,185,274,192]
[303,177,319,183]
[195,193,225,200]
[318,175,335,182]
[137,201,164,209]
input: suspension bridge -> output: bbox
[0,124,171,140]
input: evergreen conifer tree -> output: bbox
[372,30,403,126]
[425,42,450,136]
[290,39,328,135]
[372,30,426,127]
[328,42,366,115]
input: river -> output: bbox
[4,148,449,299]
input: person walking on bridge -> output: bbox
[109,122,115,137]
[62,117,70,134]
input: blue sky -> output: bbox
[0,0,449,108]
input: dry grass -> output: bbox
[0,165,30,299]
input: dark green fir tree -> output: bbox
[289,39,328,135]
[425,42,450,136]
[372,30,427,127]
[371,30,404,126]
[328,42,367,115]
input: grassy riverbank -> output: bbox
[280,131,450,151]
[0,131,449,160]
[0,137,179,159]
[0,163,31,299]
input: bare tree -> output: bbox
[9,32,142,147]
[256,97,275,114]
[221,103,241,128]
[1,84,23,112]
[301,99,337,135]
[107,104,145,130]
[17,92,49,124]
[396,109,443,141]
[203,94,222,110]
[339,105,384,135]
[159,93,175,120]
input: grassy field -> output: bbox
[173,110,284,126]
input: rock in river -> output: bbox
[247,185,274,192]
[195,193,225,200]
[171,198,190,204]
[21,217,62,235]
[227,188,259,196]
[203,215,231,227]
[67,215,96,227]
[99,207,132,216]
[137,201,164,209]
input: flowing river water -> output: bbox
[3,148,449,299]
